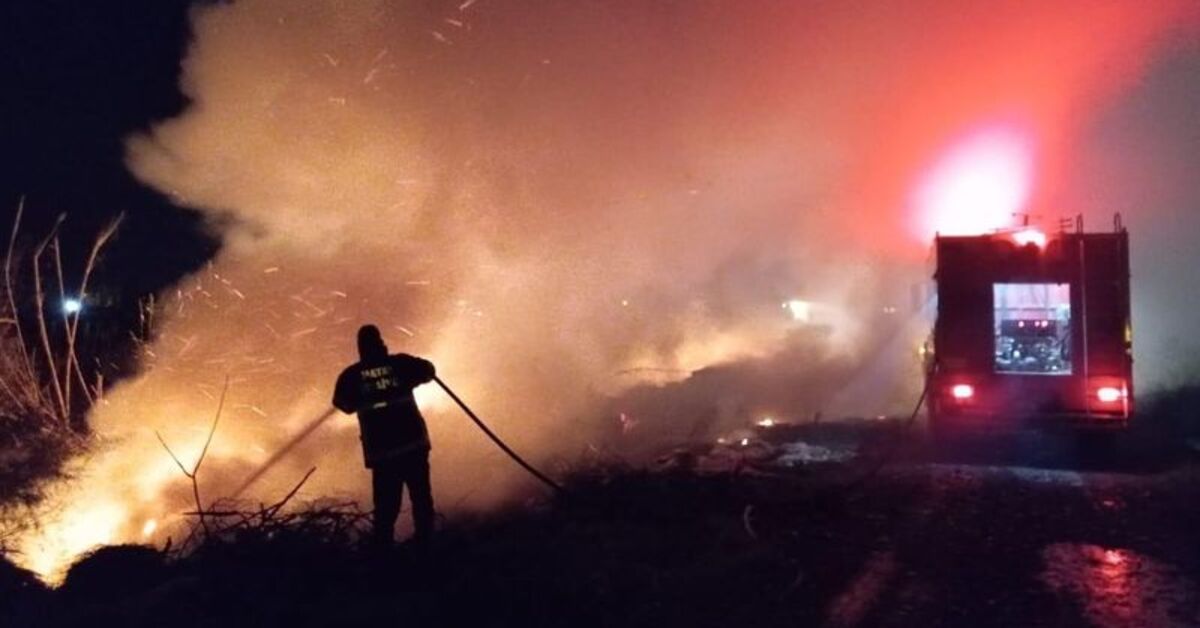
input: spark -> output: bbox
[235,404,268,418]
[141,519,158,538]
[394,325,415,337]
[289,295,325,316]
[321,53,339,67]
[431,31,451,45]
[459,0,478,10]
[290,327,317,339]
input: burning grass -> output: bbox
[1,463,852,627]
[0,416,916,624]
[3,416,1196,626]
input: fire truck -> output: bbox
[927,216,1133,431]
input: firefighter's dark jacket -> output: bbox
[332,354,436,468]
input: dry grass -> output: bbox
[0,198,123,505]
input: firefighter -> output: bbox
[332,324,437,549]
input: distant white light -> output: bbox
[1012,229,1047,248]
[62,298,83,315]
[785,299,811,323]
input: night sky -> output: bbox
[0,0,215,296]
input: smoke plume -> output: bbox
[14,0,1200,579]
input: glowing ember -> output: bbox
[141,518,159,538]
[756,417,776,428]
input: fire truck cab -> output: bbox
[928,217,1133,431]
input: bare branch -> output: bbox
[265,467,317,518]
[154,430,193,479]
[192,376,229,477]
[156,376,229,540]
[4,198,46,409]
[32,214,68,423]
[65,215,121,407]
[51,236,76,411]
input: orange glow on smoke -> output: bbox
[8,0,1199,583]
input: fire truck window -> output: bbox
[993,283,1072,375]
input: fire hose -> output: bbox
[827,374,931,497]
[231,376,562,499]
[433,376,564,493]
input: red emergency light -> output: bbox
[950,384,975,400]
[1095,386,1126,404]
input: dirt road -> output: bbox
[766,427,1200,627]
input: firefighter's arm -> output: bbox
[396,355,435,385]
[331,368,358,413]
[415,357,436,385]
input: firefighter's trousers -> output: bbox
[371,450,434,545]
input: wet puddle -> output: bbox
[1041,543,1199,627]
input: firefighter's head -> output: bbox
[357,324,388,361]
